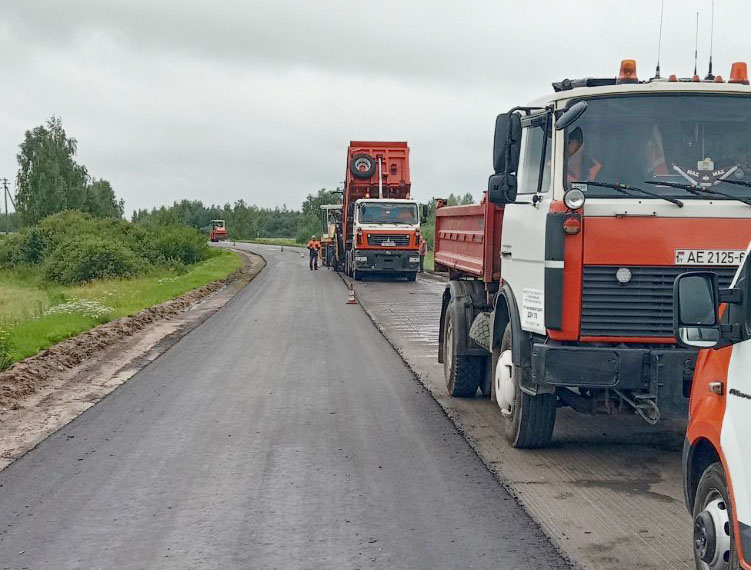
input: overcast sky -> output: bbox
[1,0,748,215]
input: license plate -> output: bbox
[381,240,396,247]
[674,249,746,266]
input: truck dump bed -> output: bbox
[434,196,503,283]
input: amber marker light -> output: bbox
[729,62,749,85]
[618,59,638,83]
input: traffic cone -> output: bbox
[346,283,357,304]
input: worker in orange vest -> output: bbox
[566,127,602,185]
[418,237,428,273]
[307,235,320,270]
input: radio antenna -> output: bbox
[705,0,715,80]
[693,11,699,77]
[654,0,664,79]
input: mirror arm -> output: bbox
[719,288,743,304]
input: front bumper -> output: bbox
[352,249,420,273]
[530,343,698,418]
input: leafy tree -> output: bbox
[16,116,88,225]
[84,179,124,218]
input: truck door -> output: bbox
[723,260,751,558]
[500,112,552,336]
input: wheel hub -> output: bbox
[494,350,515,416]
[694,496,731,570]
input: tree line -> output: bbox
[4,115,477,243]
[133,191,476,245]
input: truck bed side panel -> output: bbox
[434,199,503,282]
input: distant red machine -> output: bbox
[209,219,228,242]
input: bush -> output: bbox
[0,233,24,267]
[44,236,141,284]
[135,225,210,265]
[0,210,213,284]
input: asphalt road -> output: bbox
[346,266,693,569]
[0,244,567,570]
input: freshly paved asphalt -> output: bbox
[0,244,568,569]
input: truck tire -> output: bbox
[443,302,480,397]
[350,153,376,179]
[495,324,556,448]
[692,463,739,570]
[407,272,417,282]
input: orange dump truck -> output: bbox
[436,59,751,448]
[335,141,426,281]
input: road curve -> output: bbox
[0,244,568,570]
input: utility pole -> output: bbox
[1,178,16,232]
[2,178,8,232]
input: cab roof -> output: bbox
[529,80,751,109]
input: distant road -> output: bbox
[0,243,567,569]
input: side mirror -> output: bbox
[555,101,588,130]
[488,173,517,204]
[493,112,522,174]
[673,272,721,348]
[421,204,429,223]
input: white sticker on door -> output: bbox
[522,288,544,331]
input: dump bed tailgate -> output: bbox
[434,198,503,283]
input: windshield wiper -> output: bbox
[644,180,751,207]
[716,178,751,189]
[572,180,683,207]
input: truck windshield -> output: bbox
[358,203,418,224]
[565,94,751,200]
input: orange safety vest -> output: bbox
[307,240,320,250]
[567,153,602,185]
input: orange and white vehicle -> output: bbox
[335,141,426,281]
[675,248,751,570]
[436,60,751,448]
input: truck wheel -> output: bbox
[407,272,417,282]
[443,302,480,397]
[692,463,739,570]
[350,153,377,179]
[495,324,556,448]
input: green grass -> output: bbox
[0,250,242,364]
[424,251,435,271]
[236,237,299,247]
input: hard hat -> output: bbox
[312,235,316,239]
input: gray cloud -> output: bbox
[1,0,747,214]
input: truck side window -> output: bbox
[517,123,551,195]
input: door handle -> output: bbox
[709,381,724,395]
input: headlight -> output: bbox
[563,188,586,210]
[355,256,368,262]
[409,257,420,263]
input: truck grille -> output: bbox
[367,234,410,246]
[581,265,737,338]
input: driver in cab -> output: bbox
[566,127,602,185]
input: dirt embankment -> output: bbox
[0,251,262,411]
